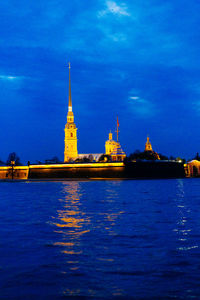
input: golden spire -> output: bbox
[109,130,113,140]
[116,116,119,142]
[68,62,72,112]
[67,62,74,122]
[64,62,78,162]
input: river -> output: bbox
[1,179,200,299]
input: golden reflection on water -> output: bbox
[52,181,90,258]
[51,181,124,297]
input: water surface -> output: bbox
[1,179,200,299]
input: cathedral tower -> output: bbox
[64,63,78,162]
[105,118,126,161]
[105,131,118,155]
[145,136,153,152]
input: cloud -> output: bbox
[98,1,130,17]
[107,33,127,42]
[129,96,145,103]
[0,75,25,81]
[128,90,156,117]
[0,75,17,80]
[0,74,27,92]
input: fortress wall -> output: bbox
[28,163,125,179]
[0,161,185,180]
[0,166,29,180]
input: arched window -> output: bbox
[71,132,73,137]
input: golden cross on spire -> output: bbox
[68,61,72,110]
[115,116,120,142]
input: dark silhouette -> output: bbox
[6,152,22,166]
[127,150,160,161]
[158,153,169,160]
[75,155,95,163]
[169,155,176,161]
[88,154,94,162]
[0,159,5,166]
[98,154,111,162]
[194,152,200,161]
[45,156,61,164]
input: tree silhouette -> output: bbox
[98,154,111,162]
[194,152,200,161]
[128,150,159,161]
[0,159,5,166]
[45,156,61,164]
[6,152,22,166]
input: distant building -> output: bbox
[110,143,126,162]
[105,131,118,155]
[105,119,126,162]
[64,66,125,163]
[144,136,160,160]
[185,160,200,177]
[64,63,78,162]
[145,136,153,151]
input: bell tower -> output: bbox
[145,136,153,152]
[64,63,78,162]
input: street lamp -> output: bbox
[11,160,15,180]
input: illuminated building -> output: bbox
[145,136,153,151]
[105,131,119,155]
[64,63,78,162]
[105,118,126,161]
[144,136,160,160]
[185,160,200,177]
[110,143,126,161]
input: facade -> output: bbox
[78,153,103,162]
[105,131,119,155]
[0,166,29,180]
[145,136,153,151]
[64,63,78,162]
[144,136,160,160]
[110,143,126,161]
[105,128,126,162]
[185,160,200,177]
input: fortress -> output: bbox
[64,63,126,163]
[0,64,186,180]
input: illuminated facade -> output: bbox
[144,136,160,160]
[145,136,153,151]
[105,119,126,162]
[64,63,78,162]
[185,160,200,177]
[110,143,126,161]
[105,131,119,155]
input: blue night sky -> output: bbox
[0,0,200,163]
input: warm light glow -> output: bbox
[29,162,124,169]
[0,166,29,170]
[0,166,29,180]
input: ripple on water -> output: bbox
[1,179,200,299]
